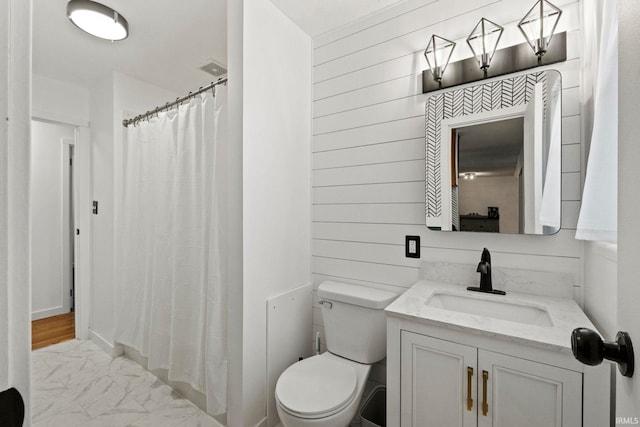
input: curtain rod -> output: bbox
[122,77,228,128]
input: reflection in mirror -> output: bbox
[425,70,562,235]
[457,118,523,233]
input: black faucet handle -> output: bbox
[468,247,505,295]
[476,261,488,273]
[481,248,491,263]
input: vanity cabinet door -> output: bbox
[477,350,582,427]
[401,331,478,427]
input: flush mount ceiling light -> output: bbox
[467,18,504,76]
[424,35,456,86]
[518,0,562,60]
[67,0,129,41]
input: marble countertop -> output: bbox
[385,280,598,353]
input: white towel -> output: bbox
[576,0,618,243]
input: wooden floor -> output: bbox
[32,312,75,350]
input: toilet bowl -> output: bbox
[274,281,397,427]
[275,352,370,427]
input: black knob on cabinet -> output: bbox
[571,328,635,378]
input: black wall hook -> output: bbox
[571,328,634,377]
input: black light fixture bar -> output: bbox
[422,31,566,94]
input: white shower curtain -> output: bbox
[115,87,228,415]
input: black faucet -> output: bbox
[467,248,506,295]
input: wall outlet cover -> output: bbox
[405,235,420,258]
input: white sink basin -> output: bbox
[426,292,553,327]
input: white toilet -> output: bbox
[275,281,397,427]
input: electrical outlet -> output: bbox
[405,235,420,258]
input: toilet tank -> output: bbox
[318,281,398,364]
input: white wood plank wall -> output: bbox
[311,0,584,375]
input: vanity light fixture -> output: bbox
[462,173,476,180]
[67,0,129,41]
[467,18,504,77]
[422,3,566,94]
[518,0,562,61]
[424,35,456,86]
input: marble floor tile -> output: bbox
[32,339,219,426]
[125,399,201,427]
[178,412,222,427]
[32,404,95,427]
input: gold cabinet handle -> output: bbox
[482,370,489,416]
[466,367,473,411]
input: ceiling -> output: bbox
[33,0,405,94]
[270,0,407,38]
[457,118,525,177]
[33,0,227,94]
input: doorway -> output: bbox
[30,120,77,349]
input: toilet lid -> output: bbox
[276,355,358,418]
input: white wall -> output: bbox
[89,72,177,347]
[89,75,115,348]
[458,176,520,233]
[32,74,90,126]
[226,1,244,425]
[30,121,75,320]
[311,0,584,355]
[0,0,31,421]
[583,242,617,339]
[232,0,312,425]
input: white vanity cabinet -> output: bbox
[400,331,477,426]
[386,281,610,427]
[400,331,582,427]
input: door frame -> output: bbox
[617,0,640,419]
[31,116,91,341]
[62,137,74,315]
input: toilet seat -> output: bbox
[275,355,358,419]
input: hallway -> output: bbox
[32,313,75,350]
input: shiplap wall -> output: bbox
[311,0,584,368]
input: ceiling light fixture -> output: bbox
[67,0,129,41]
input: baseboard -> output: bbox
[88,329,123,357]
[254,417,268,427]
[32,306,68,321]
[211,416,226,427]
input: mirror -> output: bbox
[425,70,562,235]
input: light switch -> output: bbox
[405,235,420,258]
